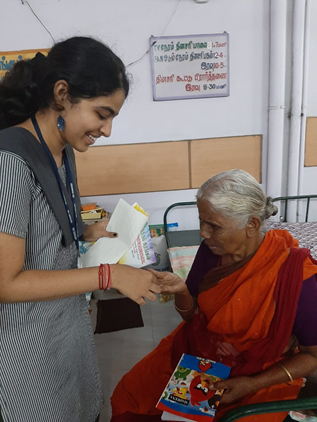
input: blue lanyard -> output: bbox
[31,115,79,251]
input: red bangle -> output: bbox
[106,264,112,290]
[103,264,108,290]
[98,264,112,290]
[98,265,104,290]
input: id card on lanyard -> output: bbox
[31,115,82,267]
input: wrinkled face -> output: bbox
[60,88,125,152]
[197,198,248,257]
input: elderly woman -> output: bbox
[110,169,317,422]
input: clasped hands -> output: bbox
[118,269,186,306]
[146,269,188,295]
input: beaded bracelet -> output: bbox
[98,264,112,290]
[174,296,194,313]
[278,363,294,385]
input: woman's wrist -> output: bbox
[108,264,135,291]
[174,295,194,313]
[244,375,260,394]
[98,264,112,290]
[250,361,295,393]
[174,286,191,297]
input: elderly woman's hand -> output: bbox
[212,376,256,404]
[146,269,188,295]
[83,219,118,242]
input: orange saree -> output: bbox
[111,230,317,422]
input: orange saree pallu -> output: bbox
[111,230,317,422]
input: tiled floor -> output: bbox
[90,297,182,422]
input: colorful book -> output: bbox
[156,353,231,422]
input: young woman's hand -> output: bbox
[146,269,188,295]
[111,265,161,305]
[83,219,118,242]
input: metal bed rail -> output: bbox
[220,397,317,422]
[163,201,198,249]
[163,201,197,235]
[272,195,317,222]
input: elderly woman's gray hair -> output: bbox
[196,169,278,228]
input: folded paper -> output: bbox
[81,198,148,268]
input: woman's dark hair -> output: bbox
[0,36,130,129]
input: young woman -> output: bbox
[0,36,160,422]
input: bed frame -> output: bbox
[220,397,317,422]
[273,194,317,222]
[163,201,199,248]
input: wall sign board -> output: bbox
[150,33,229,101]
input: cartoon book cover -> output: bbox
[156,353,231,422]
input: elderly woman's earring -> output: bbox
[57,115,65,131]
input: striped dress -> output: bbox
[0,150,104,421]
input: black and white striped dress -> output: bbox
[0,151,104,421]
